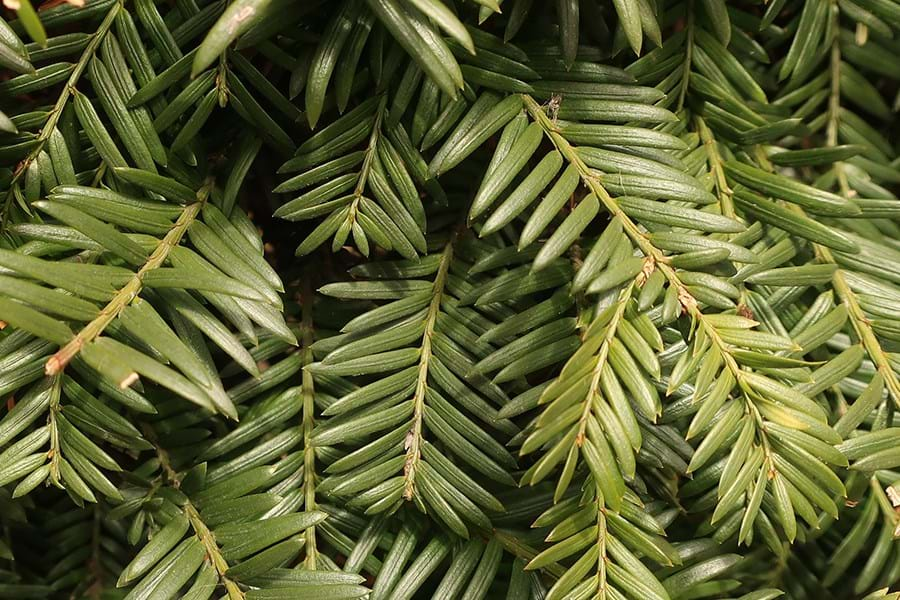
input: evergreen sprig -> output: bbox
[0,0,899,598]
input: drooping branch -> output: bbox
[522,94,750,389]
[143,425,246,599]
[1,0,124,228]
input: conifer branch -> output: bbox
[45,179,212,377]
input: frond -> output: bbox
[307,228,526,537]
[274,96,432,258]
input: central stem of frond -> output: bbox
[403,236,455,500]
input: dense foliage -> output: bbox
[0,0,899,597]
